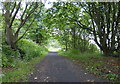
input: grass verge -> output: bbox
[59,50,120,82]
[2,51,48,82]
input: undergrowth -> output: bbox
[2,54,46,82]
[1,39,48,82]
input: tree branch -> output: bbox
[15,17,35,43]
[9,2,21,29]
[15,2,38,36]
[10,2,16,17]
[20,3,28,21]
[76,21,93,32]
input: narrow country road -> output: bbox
[29,52,108,82]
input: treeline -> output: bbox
[43,2,120,57]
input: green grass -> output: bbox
[59,49,104,74]
[59,49,119,82]
[59,49,103,61]
[2,51,48,82]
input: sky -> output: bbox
[0,0,52,11]
[0,2,3,13]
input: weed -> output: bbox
[102,73,119,81]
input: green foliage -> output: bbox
[2,39,48,82]
[2,44,20,67]
[113,51,119,56]
[88,44,98,53]
[26,27,50,45]
[102,73,119,81]
[2,39,48,67]
[43,2,80,29]
[59,49,102,61]
[17,39,48,60]
[2,54,47,82]
[67,49,80,55]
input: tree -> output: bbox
[2,2,43,49]
[26,7,50,45]
[76,2,120,56]
[43,2,119,56]
[43,2,91,51]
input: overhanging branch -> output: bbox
[9,2,21,29]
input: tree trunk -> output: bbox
[6,27,17,50]
[65,40,68,51]
[4,7,17,50]
[72,28,76,49]
[103,49,111,57]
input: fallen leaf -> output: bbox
[46,77,49,79]
[87,79,90,82]
[34,77,37,80]
[91,80,94,82]
[44,79,46,81]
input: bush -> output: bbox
[2,39,48,67]
[88,44,99,53]
[17,39,48,60]
[2,39,48,82]
[70,49,80,54]
[2,44,20,67]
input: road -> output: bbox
[29,52,108,82]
